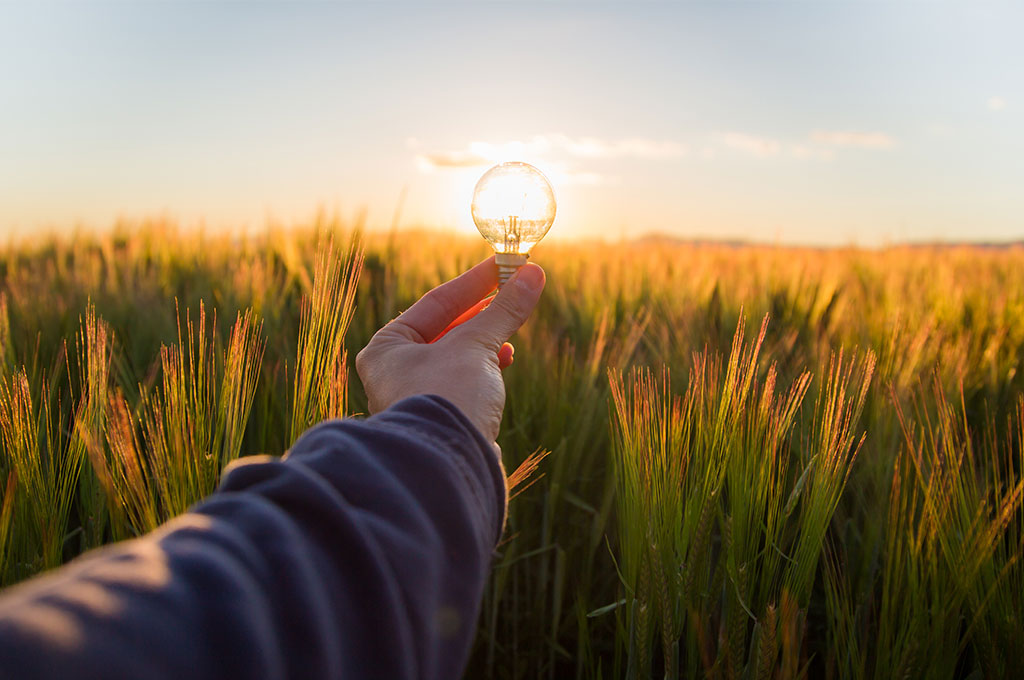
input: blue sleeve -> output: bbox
[0,395,507,680]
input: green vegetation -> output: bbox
[1,222,1023,678]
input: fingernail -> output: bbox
[512,264,545,293]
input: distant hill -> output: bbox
[629,232,1024,250]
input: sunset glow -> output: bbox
[1,2,1021,245]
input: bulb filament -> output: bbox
[503,215,521,254]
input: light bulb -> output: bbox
[471,161,556,286]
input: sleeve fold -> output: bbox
[0,395,506,680]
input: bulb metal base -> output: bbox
[495,252,529,287]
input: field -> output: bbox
[1,222,1023,679]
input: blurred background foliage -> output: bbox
[0,219,1022,678]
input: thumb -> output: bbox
[457,263,545,352]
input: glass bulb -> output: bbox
[471,161,556,285]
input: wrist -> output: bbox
[375,394,509,542]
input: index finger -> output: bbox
[390,255,498,343]
[429,294,494,343]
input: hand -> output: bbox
[355,256,546,444]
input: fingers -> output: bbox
[498,342,514,369]
[454,263,545,352]
[390,256,498,342]
[430,295,493,343]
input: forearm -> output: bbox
[0,395,507,680]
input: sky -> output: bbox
[0,1,1021,246]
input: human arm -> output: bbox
[0,257,545,679]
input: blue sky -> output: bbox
[1,1,1021,245]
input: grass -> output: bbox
[608,321,874,678]
[1,221,1023,678]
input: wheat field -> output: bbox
[1,221,1022,679]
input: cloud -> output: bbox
[712,129,893,159]
[809,130,895,149]
[545,134,687,159]
[988,96,1006,111]
[413,133,686,173]
[719,132,782,156]
[418,128,893,175]
[415,150,491,170]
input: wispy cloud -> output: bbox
[413,133,686,172]
[809,130,896,149]
[988,96,1006,112]
[416,127,895,175]
[713,129,894,159]
[719,132,782,156]
[416,150,491,169]
[545,134,687,159]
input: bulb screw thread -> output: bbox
[494,252,529,288]
[497,263,519,287]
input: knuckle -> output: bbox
[422,288,462,325]
[354,346,372,377]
